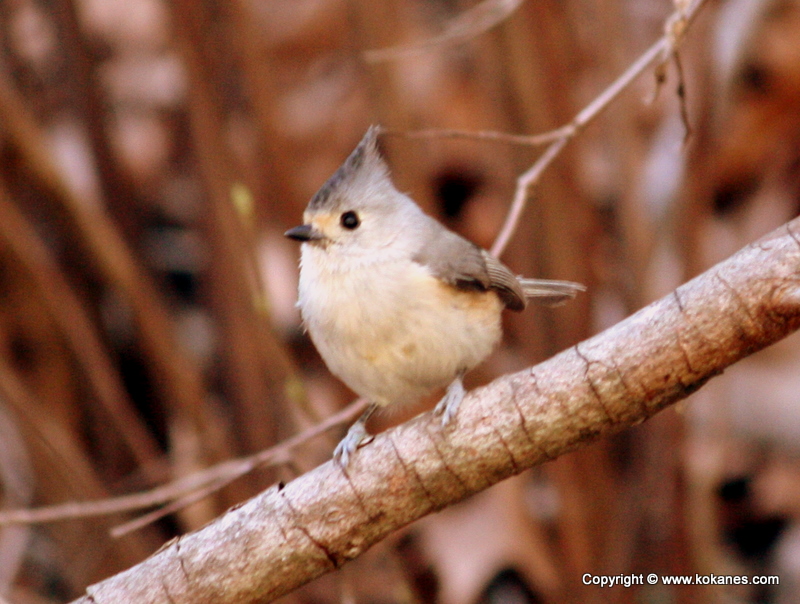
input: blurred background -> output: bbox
[0,0,799,602]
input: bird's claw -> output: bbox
[434,375,465,427]
[333,415,373,467]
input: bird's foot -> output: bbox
[333,404,376,467]
[434,374,465,427]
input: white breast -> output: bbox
[297,244,503,407]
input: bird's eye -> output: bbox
[340,211,360,230]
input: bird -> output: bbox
[286,126,584,466]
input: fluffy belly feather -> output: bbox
[298,248,503,407]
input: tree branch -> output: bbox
[71,217,800,602]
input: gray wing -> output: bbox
[413,223,527,311]
[480,250,527,311]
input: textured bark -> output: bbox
[72,218,800,603]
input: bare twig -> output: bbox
[0,350,157,566]
[110,477,234,538]
[0,400,367,528]
[488,0,707,257]
[380,1,706,259]
[673,52,693,142]
[382,126,569,147]
[364,0,524,63]
[0,403,33,591]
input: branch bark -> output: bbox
[71,217,800,602]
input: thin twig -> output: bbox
[491,136,570,258]
[487,0,708,257]
[110,477,233,538]
[0,402,33,591]
[0,399,367,528]
[382,126,570,147]
[673,52,693,143]
[364,0,524,63]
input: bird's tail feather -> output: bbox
[519,278,586,307]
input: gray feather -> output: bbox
[518,278,586,307]
[307,125,384,212]
[413,222,527,311]
[480,250,527,311]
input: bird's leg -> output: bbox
[333,403,377,467]
[434,371,466,427]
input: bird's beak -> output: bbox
[285,224,324,242]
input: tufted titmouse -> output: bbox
[286,126,584,466]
